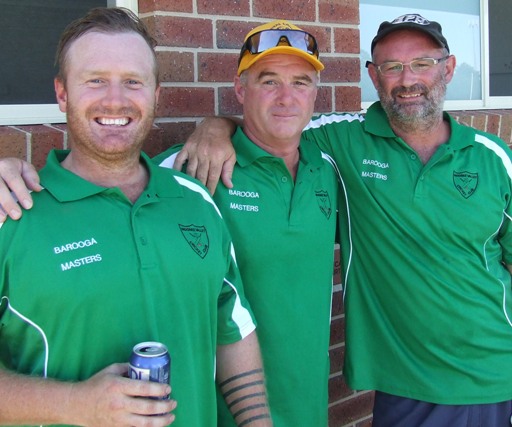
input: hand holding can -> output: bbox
[128,341,171,400]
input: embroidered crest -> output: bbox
[315,190,332,219]
[453,171,478,199]
[179,224,209,258]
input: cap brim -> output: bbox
[238,46,324,75]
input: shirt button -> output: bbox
[281,176,288,183]
[410,154,417,160]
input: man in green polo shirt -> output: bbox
[0,19,339,427]
[152,13,512,427]
[0,7,271,427]
[155,21,339,427]
[4,12,512,427]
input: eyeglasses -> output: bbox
[365,56,450,76]
[238,29,319,65]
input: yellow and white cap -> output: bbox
[237,20,324,75]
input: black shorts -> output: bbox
[372,391,512,427]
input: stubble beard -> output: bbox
[66,103,155,165]
[377,72,447,134]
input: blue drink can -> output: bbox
[128,341,171,399]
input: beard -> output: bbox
[65,103,155,165]
[377,71,447,133]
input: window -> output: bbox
[0,0,138,125]
[360,0,511,111]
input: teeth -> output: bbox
[400,93,421,98]
[98,117,129,126]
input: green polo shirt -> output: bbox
[155,126,339,427]
[304,102,512,404]
[0,150,255,427]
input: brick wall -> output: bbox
[2,1,512,426]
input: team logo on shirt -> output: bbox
[453,171,478,199]
[179,224,209,258]
[315,190,332,219]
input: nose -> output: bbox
[275,84,294,105]
[396,64,419,86]
[101,83,128,109]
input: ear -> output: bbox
[367,63,380,91]
[234,75,245,104]
[444,55,457,84]
[54,78,67,113]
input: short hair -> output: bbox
[55,7,158,83]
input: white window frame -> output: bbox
[0,0,138,126]
[360,0,512,112]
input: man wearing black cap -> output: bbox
[167,13,512,427]
[2,13,512,427]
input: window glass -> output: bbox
[489,0,512,96]
[0,0,107,105]
[360,1,481,103]
[0,0,134,125]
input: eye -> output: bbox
[412,60,434,71]
[381,63,402,73]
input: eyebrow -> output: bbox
[256,70,314,83]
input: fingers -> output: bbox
[172,149,188,172]
[21,162,42,192]
[0,158,41,222]
[219,153,236,192]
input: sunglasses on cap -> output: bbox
[238,29,319,65]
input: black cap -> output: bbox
[371,13,450,54]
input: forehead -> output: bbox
[66,31,155,77]
[373,29,443,59]
[248,53,316,76]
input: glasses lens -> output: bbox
[410,58,437,73]
[245,30,318,56]
[379,62,403,76]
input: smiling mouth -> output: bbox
[96,117,131,126]
[398,93,422,99]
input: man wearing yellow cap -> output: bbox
[155,20,340,426]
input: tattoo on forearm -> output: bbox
[219,368,271,426]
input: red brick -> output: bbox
[334,27,360,54]
[356,418,374,427]
[21,125,65,169]
[329,316,345,346]
[314,86,333,113]
[144,16,213,48]
[469,111,488,134]
[329,346,344,374]
[157,51,194,83]
[328,390,375,425]
[216,20,259,50]
[328,374,352,401]
[0,126,27,160]
[332,246,342,284]
[331,289,344,317]
[138,0,192,13]
[198,0,250,16]
[154,122,198,149]
[499,112,512,144]
[219,87,243,116]
[322,57,360,83]
[157,87,215,118]
[142,125,165,158]
[486,112,501,136]
[253,0,315,21]
[319,0,359,25]
[199,53,238,83]
[335,86,361,113]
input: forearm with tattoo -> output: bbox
[219,368,271,426]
